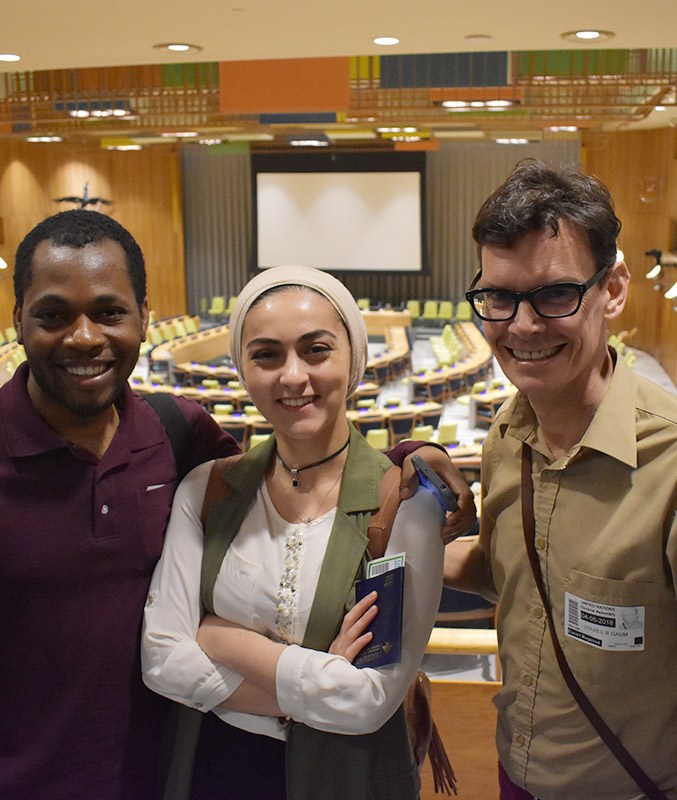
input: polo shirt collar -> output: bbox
[3,362,152,464]
[500,352,637,468]
[2,362,68,457]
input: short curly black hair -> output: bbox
[472,160,621,273]
[14,210,146,307]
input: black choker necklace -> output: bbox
[276,436,350,487]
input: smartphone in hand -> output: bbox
[411,454,459,513]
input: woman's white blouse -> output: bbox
[142,459,444,740]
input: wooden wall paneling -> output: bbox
[419,680,500,800]
[584,128,677,384]
[0,139,186,328]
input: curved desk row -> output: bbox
[411,322,493,402]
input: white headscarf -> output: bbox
[229,265,368,397]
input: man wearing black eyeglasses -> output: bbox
[444,161,677,800]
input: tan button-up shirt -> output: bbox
[471,356,677,800]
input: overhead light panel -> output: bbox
[288,134,329,147]
[0,54,20,62]
[160,131,199,138]
[374,37,399,46]
[442,99,514,110]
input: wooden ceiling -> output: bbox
[2,0,677,147]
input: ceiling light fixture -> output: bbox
[561,29,615,43]
[0,53,21,62]
[374,37,399,46]
[160,131,198,138]
[153,42,203,55]
[495,138,529,145]
[26,136,63,143]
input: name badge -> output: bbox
[564,592,645,651]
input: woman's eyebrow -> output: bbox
[297,329,337,343]
[245,336,280,348]
[246,329,338,348]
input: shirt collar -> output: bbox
[500,352,638,468]
[1,362,68,457]
[2,361,142,461]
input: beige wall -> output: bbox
[0,139,186,325]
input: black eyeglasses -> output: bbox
[465,265,610,322]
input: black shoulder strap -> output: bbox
[142,393,193,480]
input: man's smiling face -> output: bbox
[479,218,620,410]
[15,237,148,423]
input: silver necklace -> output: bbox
[290,468,344,525]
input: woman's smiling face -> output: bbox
[240,286,352,448]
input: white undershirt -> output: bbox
[142,459,444,740]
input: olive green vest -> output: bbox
[198,426,419,800]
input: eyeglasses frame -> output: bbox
[465,264,611,322]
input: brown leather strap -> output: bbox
[366,465,402,559]
[521,443,668,800]
[200,454,244,526]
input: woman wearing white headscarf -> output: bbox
[142,267,447,800]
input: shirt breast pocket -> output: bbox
[561,569,670,691]
[135,482,177,570]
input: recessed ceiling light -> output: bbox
[0,53,21,62]
[495,138,529,145]
[153,42,203,55]
[655,106,666,112]
[161,131,198,138]
[561,29,614,43]
[374,37,399,46]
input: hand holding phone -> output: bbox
[411,454,459,513]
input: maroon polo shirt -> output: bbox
[0,363,239,800]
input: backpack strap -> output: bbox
[142,393,193,480]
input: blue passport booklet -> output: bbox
[353,565,404,668]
